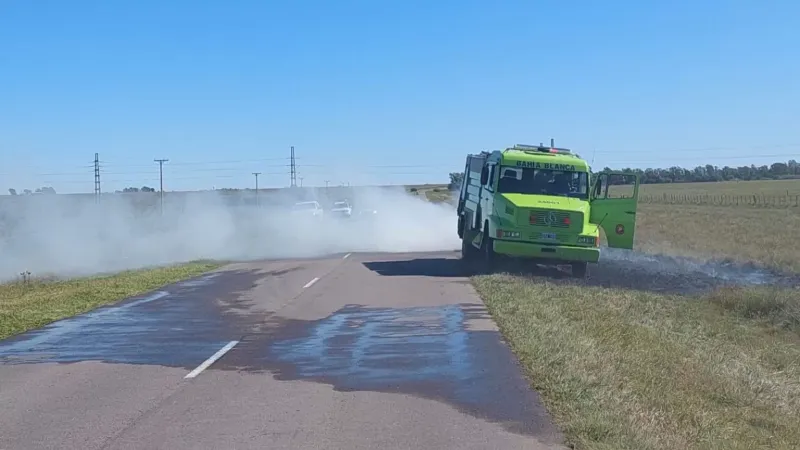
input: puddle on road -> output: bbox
[0,269,262,367]
[176,272,223,288]
[272,305,471,384]
[225,303,554,438]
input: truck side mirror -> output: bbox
[480,167,489,185]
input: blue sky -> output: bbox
[1,0,798,193]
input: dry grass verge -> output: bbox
[0,260,222,340]
[475,275,800,449]
[424,178,800,446]
[633,204,800,272]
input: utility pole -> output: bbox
[299,177,303,187]
[154,158,168,215]
[93,153,101,204]
[290,146,297,187]
[252,172,261,207]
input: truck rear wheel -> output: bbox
[461,232,480,274]
[480,223,496,273]
[461,234,476,261]
[571,262,588,278]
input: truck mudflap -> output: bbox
[492,239,600,263]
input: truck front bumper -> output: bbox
[493,239,600,263]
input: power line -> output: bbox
[4,142,800,173]
[12,153,800,179]
[16,160,798,183]
[99,162,294,170]
[600,154,800,164]
[7,148,799,192]
[603,143,800,154]
[12,165,454,178]
[93,156,294,168]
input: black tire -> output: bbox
[461,230,480,274]
[571,262,588,278]
[457,215,465,239]
[479,221,496,273]
[461,234,476,261]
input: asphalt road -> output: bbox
[0,251,566,450]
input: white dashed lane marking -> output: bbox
[303,277,320,289]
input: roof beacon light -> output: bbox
[514,144,572,155]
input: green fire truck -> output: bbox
[456,143,640,277]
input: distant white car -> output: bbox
[330,200,353,218]
[291,201,324,218]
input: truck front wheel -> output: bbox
[571,262,588,278]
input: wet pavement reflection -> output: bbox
[0,263,555,438]
[273,304,471,383]
[0,270,263,368]
[224,303,550,437]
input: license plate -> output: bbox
[540,232,557,240]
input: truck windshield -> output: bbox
[497,166,589,199]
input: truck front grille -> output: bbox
[528,209,573,228]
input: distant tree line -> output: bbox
[448,159,799,187]
[7,187,56,195]
[6,186,158,195]
[116,186,156,193]
[596,160,799,184]
[448,172,464,189]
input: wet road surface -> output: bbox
[0,252,566,450]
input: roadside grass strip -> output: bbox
[475,274,800,450]
[0,260,222,340]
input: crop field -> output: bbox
[617,178,800,208]
[634,178,800,196]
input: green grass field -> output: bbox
[462,178,800,449]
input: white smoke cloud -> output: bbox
[0,186,461,282]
